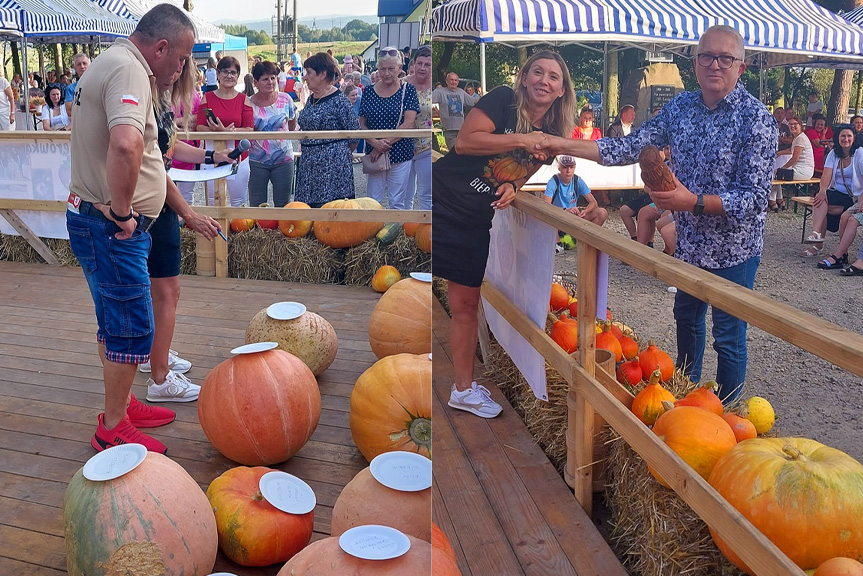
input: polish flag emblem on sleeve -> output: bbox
[121,94,139,106]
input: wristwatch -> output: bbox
[205,150,215,165]
[109,207,134,222]
[692,194,705,215]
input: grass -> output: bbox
[248,41,372,64]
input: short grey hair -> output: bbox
[132,3,195,45]
[72,52,90,64]
[699,25,745,60]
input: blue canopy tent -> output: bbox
[846,4,863,25]
[0,0,136,39]
[432,0,863,108]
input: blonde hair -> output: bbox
[513,50,575,137]
[157,56,196,137]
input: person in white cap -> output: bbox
[544,155,607,252]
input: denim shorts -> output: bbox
[66,209,154,364]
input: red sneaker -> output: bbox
[91,413,167,454]
[127,393,175,428]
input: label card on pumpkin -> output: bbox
[266,302,307,321]
[259,471,317,515]
[370,452,432,492]
[339,525,412,560]
[230,342,279,355]
[409,272,432,283]
[83,443,147,481]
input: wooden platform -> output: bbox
[0,260,377,575]
[431,301,627,576]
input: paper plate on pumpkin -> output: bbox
[230,341,278,355]
[83,443,147,481]
[259,471,317,515]
[370,451,432,492]
[338,525,411,560]
[266,301,307,321]
[409,272,432,283]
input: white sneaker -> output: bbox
[146,371,200,403]
[139,349,191,374]
[448,382,503,418]
[555,243,565,254]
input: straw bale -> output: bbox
[179,226,196,276]
[343,235,431,286]
[433,277,449,316]
[227,228,345,284]
[0,234,79,266]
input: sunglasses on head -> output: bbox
[379,48,399,57]
[416,45,431,57]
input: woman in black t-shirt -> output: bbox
[433,50,576,419]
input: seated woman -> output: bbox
[571,106,609,205]
[840,242,863,276]
[41,84,70,131]
[801,125,863,257]
[805,114,833,177]
[772,115,814,211]
[817,199,863,270]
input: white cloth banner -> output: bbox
[168,163,235,182]
[528,157,643,189]
[482,207,556,401]
[0,140,72,239]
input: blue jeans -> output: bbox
[66,209,154,364]
[673,256,760,404]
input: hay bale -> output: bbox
[343,235,431,286]
[179,226,196,276]
[227,228,345,284]
[0,234,79,266]
[433,276,449,316]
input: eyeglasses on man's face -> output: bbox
[696,53,742,69]
[220,70,239,77]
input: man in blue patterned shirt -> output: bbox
[538,26,777,403]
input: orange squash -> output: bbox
[549,312,578,353]
[815,558,863,576]
[649,405,736,487]
[567,299,578,317]
[596,321,623,362]
[231,218,255,232]
[721,413,757,443]
[616,357,642,387]
[638,341,675,382]
[368,277,431,358]
[432,523,463,576]
[349,353,431,461]
[276,534,432,575]
[279,201,313,238]
[404,221,420,236]
[198,349,321,465]
[206,466,313,566]
[64,452,218,576]
[618,334,639,360]
[415,223,432,253]
[432,522,457,562]
[630,369,675,426]
[709,438,863,573]
[675,381,724,415]
[549,283,569,312]
[313,198,384,248]
[371,265,402,293]
[331,467,431,541]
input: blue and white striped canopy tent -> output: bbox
[0,7,22,34]
[844,5,863,26]
[94,0,225,43]
[0,0,135,39]
[432,0,863,67]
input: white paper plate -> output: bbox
[428,353,432,361]
[667,286,678,294]
[369,452,432,492]
[83,443,147,481]
[266,301,307,321]
[338,525,411,560]
[259,471,316,515]
[206,573,239,576]
[409,272,432,283]
[230,341,278,355]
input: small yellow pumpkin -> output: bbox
[371,265,401,293]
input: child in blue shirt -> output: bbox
[544,156,608,252]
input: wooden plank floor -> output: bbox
[0,260,378,575]
[431,300,628,576]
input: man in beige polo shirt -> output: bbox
[66,4,195,454]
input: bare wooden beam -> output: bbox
[0,210,59,266]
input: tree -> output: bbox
[816,0,863,123]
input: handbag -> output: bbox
[775,167,795,181]
[362,83,407,175]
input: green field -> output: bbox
[248,41,372,65]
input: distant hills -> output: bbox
[214,15,377,33]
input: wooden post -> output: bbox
[0,209,59,265]
[213,140,229,278]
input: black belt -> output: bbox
[78,201,157,233]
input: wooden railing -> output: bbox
[0,129,431,277]
[480,191,863,576]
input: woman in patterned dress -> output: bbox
[295,53,359,207]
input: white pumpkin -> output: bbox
[245,309,338,376]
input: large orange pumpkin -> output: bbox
[279,201,313,238]
[276,533,431,575]
[709,438,863,573]
[331,467,431,541]
[206,466,313,566]
[649,405,736,488]
[368,277,431,358]
[64,452,218,576]
[349,353,431,461]
[432,522,463,576]
[415,223,432,253]
[313,198,384,248]
[198,349,321,465]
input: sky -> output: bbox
[194,0,379,25]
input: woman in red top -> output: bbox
[805,114,834,176]
[571,106,609,204]
[197,56,254,206]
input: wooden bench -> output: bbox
[791,196,815,243]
